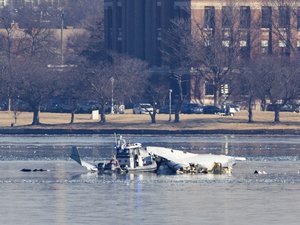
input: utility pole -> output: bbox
[169,89,172,121]
[111,77,114,114]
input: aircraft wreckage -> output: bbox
[70,136,246,175]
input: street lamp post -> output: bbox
[169,89,172,121]
[111,77,114,114]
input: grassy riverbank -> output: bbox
[0,110,299,134]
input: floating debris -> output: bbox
[20,168,50,172]
[254,170,267,175]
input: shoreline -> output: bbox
[0,110,300,135]
[1,128,300,135]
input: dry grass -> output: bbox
[0,110,299,131]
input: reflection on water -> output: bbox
[0,134,300,225]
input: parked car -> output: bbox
[181,103,203,114]
[281,104,299,113]
[203,105,222,114]
[133,103,154,114]
[222,104,240,116]
[159,105,176,114]
[266,104,299,113]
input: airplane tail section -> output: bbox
[70,146,98,172]
[71,146,82,165]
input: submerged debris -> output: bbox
[20,168,49,172]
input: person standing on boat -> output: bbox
[134,154,139,167]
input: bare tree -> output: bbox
[11,58,59,125]
[230,59,266,123]
[63,0,104,28]
[1,6,59,125]
[144,73,170,123]
[110,53,148,105]
[187,1,262,107]
[56,67,88,124]
[259,57,300,122]
[266,0,299,57]
[86,54,148,123]
[0,62,9,109]
[80,17,108,65]
[0,9,19,110]
[163,18,192,123]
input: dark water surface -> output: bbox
[0,134,299,225]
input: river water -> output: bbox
[0,134,299,225]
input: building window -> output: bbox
[240,40,250,59]
[116,5,122,50]
[222,6,232,28]
[156,3,162,42]
[279,40,290,56]
[205,82,214,95]
[279,6,290,28]
[279,40,286,47]
[222,40,230,47]
[261,40,269,54]
[240,40,247,47]
[106,6,113,49]
[204,6,215,29]
[240,47,249,59]
[156,38,162,66]
[156,4,161,29]
[117,6,122,29]
[240,6,250,29]
[297,41,300,56]
[261,6,272,29]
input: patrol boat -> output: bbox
[70,136,157,173]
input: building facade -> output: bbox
[105,0,300,103]
[105,0,300,62]
[104,0,176,67]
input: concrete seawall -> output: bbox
[1,128,300,135]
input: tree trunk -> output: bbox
[100,107,106,123]
[70,99,77,124]
[32,107,40,125]
[274,106,280,123]
[174,112,180,123]
[150,112,156,123]
[174,99,183,123]
[214,85,220,107]
[149,104,157,124]
[174,75,183,123]
[247,96,254,123]
[70,111,75,124]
